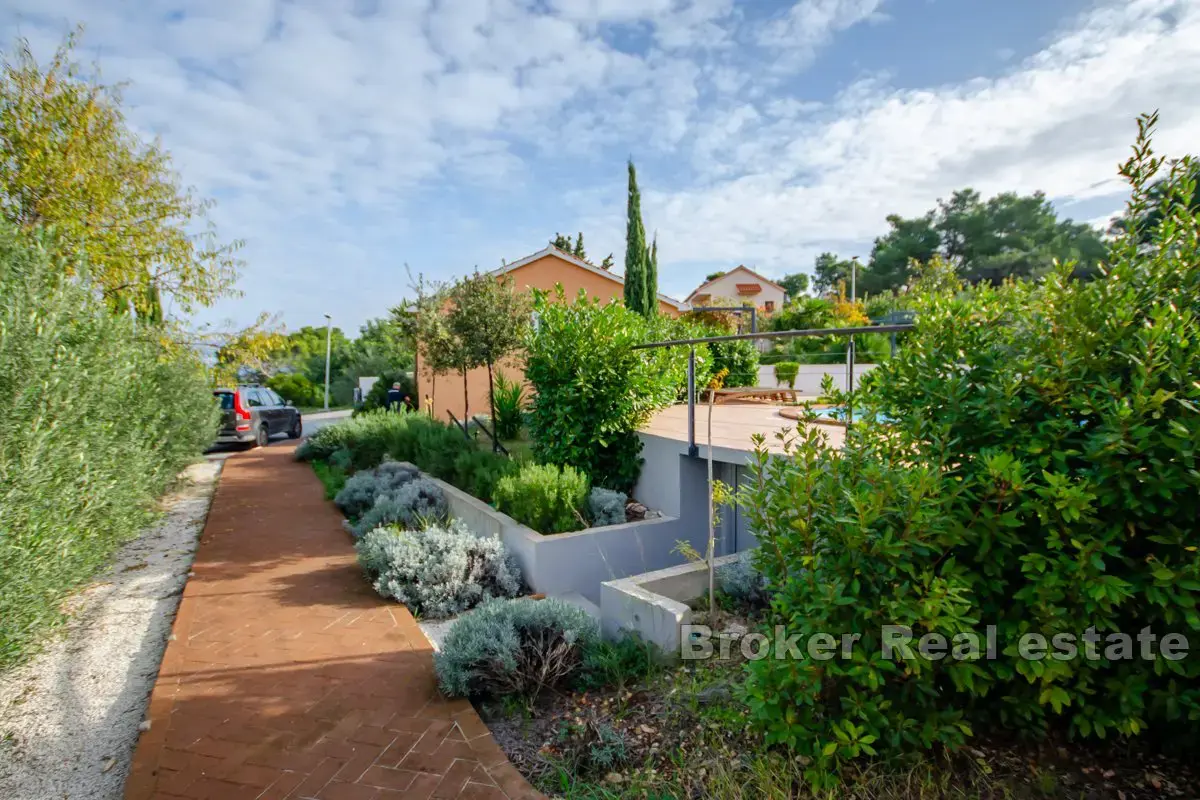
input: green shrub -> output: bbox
[706,337,759,387]
[758,350,789,365]
[435,597,598,699]
[301,408,524,508]
[0,226,217,669]
[586,487,627,527]
[311,460,348,500]
[329,447,354,472]
[741,118,1200,781]
[355,521,521,618]
[451,449,516,505]
[267,372,321,407]
[492,372,526,439]
[359,371,416,412]
[525,288,694,492]
[344,477,448,538]
[576,633,660,692]
[297,408,413,465]
[773,360,799,388]
[494,463,588,534]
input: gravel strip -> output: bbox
[0,458,223,800]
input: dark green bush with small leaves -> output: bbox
[524,288,698,493]
[741,116,1200,783]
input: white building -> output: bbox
[684,265,787,314]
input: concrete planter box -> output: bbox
[424,475,707,604]
[600,554,740,654]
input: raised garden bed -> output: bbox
[426,470,707,604]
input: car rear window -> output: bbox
[214,391,235,410]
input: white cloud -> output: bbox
[759,0,887,69]
[632,0,1200,298]
[0,0,1195,328]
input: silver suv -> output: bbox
[213,386,302,447]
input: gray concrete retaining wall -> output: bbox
[427,474,710,604]
[600,555,740,652]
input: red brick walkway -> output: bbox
[126,443,541,800]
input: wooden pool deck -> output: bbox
[638,403,846,454]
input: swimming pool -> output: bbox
[779,405,890,425]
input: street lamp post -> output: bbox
[323,313,332,411]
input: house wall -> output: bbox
[417,252,682,425]
[689,267,786,311]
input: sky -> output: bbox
[2,0,1198,337]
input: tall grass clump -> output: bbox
[0,226,217,669]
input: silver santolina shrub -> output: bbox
[354,521,521,619]
[716,549,769,611]
[587,487,627,527]
[343,476,447,539]
[333,460,420,518]
[435,597,599,700]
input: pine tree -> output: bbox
[573,232,587,260]
[600,253,614,270]
[623,160,648,315]
[644,235,658,316]
[551,233,573,251]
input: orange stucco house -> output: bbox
[416,245,688,425]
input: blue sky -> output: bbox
[2,0,1197,337]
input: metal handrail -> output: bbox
[632,323,915,454]
[471,415,510,457]
[446,409,471,440]
[629,323,914,350]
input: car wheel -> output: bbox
[287,416,302,439]
[255,424,270,448]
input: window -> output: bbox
[764,301,775,312]
[266,390,285,406]
[214,391,235,410]
[244,390,265,408]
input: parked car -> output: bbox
[213,386,302,447]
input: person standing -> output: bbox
[385,382,404,411]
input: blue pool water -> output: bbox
[812,407,889,424]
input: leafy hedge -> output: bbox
[298,409,515,504]
[524,288,697,492]
[494,462,588,534]
[741,119,1200,781]
[0,226,217,669]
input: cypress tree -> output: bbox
[623,160,647,315]
[645,235,658,316]
[574,232,587,260]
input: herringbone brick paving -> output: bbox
[125,442,542,800]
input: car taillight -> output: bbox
[234,391,251,421]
